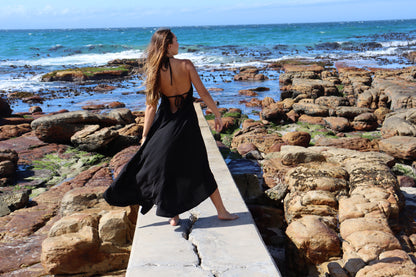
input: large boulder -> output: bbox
[41,206,136,275]
[380,108,416,138]
[31,111,119,143]
[372,77,416,111]
[286,215,341,264]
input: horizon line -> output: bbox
[1,17,415,31]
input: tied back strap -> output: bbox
[166,92,189,109]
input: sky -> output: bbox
[0,0,415,29]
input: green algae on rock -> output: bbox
[41,66,130,82]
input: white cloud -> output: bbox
[0,4,28,17]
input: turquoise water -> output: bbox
[0,19,415,114]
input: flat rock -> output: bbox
[378,136,416,160]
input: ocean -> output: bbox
[1,19,415,115]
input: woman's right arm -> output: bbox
[141,103,157,143]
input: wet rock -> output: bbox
[0,116,33,126]
[93,84,117,91]
[0,97,12,117]
[29,106,42,113]
[31,111,119,143]
[82,104,106,110]
[109,145,139,178]
[42,66,130,82]
[107,101,126,109]
[233,173,263,202]
[22,95,44,103]
[239,89,258,96]
[378,136,416,160]
[405,51,416,63]
[397,175,415,187]
[234,67,268,81]
[0,123,32,141]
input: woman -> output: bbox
[104,29,237,226]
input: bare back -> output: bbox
[159,58,192,113]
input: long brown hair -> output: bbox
[144,29,174,106]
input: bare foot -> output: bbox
[169,215,180,226]
[218,211,239,221]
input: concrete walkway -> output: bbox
[126,104,281,277]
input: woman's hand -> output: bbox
[214,116,223,133]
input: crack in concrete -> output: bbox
[183,213,202,267]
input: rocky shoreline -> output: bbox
[1,56,416,276]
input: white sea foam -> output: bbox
[380,39,416,48]
[0,74,46,92]
[361,47,399,57]
[0,49,145,67]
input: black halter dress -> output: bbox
[103,61,218,217]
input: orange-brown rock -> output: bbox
[282,131,311,147]
[323,117,350,132]
[0,123,31,141]
[298,114,325,125]
[286,215,341,264]
[315,137,379,152]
